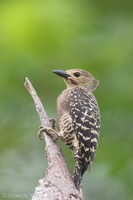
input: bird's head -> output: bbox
[53,69,99,92]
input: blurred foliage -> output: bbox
[0,0,133,199]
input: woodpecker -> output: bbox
[39,69,100,190]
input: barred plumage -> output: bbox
[53,69,100,190]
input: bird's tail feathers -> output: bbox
[74,152,90,190]
[74,161,83,190]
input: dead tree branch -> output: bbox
[24,77,84,200]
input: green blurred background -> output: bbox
[0,0,133,199]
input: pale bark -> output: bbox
[24,78,84,200]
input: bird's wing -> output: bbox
[68,87,100,171]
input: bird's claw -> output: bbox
[49,118,56,130]
[38,125,46,140]
[38,125,58,141]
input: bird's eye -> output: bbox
[74,72,81,77]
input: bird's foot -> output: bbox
[38,125,59,141]
[49,118,56,130]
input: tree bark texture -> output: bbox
[24,78,84,200]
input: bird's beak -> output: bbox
[53,70,71,79]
